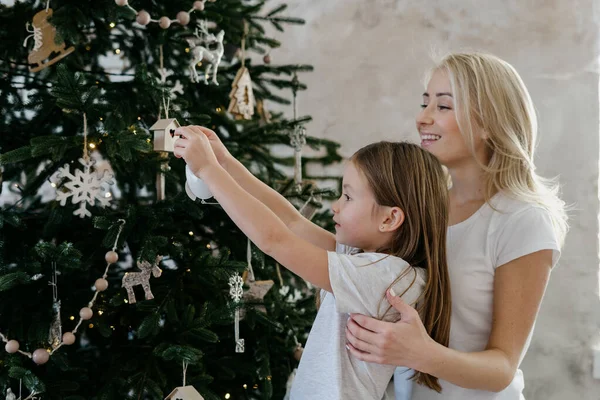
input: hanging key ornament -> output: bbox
[287,72,307,187]
[48,261,62,350]
[228,273,244,353]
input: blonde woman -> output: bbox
[345,52,568,399]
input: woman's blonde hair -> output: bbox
[428,52,568,246]
[351,141,451,393]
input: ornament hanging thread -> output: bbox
[228,21,256,119]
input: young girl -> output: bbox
[174,128,451,399]
[345,52,567,400]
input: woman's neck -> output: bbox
[447,163,487,206]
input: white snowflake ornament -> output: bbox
[156,69,184,99]
[56,158,114,218]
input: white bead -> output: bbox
[5,340,19,353]
[105,251,118,264]
[32,349,50,365]
[95,278,109,292]
[177,11,190,26]
[136,10,151,26]
[80,307,93,320]
[115,0,128,6]
[193,1,205,11]
[159,16,171,29]
[62,332,76,345]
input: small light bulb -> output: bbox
[109,22,116,28]
[137,116,141,120]
[115,49,121,55]
[50,182,57,188]
[185,48,190,53]
[216,107,222,112]
[189,231,194,236]
[105,192,112,198]
[225,394,231,400]
[206,244,211,249]
[243,384,248,389]
[89,143,96,149]
[146,139,151,143]
[98,310,104,315]
[110,326,115,330]
[89,324,94,328]
[99,117,103,120]
[124,299,129,304]
[70,316,75,321]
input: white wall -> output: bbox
[269,0,600,398]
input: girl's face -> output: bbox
[416,69,488,168]
[331,162,386,252]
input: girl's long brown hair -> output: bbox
[352,141,451,393]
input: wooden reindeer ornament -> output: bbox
[122,256,163,304]
[186,30,224,85]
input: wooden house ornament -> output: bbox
[150,118,180,152]
[164,386,204,400]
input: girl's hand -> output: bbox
[173,126,219,177]
[186,125,233,168]
[345,290,435,370]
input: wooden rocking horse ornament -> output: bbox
[122,256,163,304]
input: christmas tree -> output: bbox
[0,0,342,399]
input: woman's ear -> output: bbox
[379,207,405,232]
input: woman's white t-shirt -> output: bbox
[406,193,561,400]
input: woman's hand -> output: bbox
[173,126,219,177]
[185,125,233,168]
[346,290,436,370]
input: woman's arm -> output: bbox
[346,250,552,392]
[192,126,336,251]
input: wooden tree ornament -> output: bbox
[227,67,255,120]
